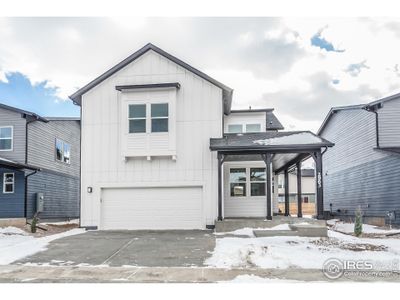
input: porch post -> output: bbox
[296,161,303,218]
[284,169,290,216]
[315,150,324,219]
[217,152,224,221]
[262,154,272,220]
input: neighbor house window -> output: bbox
[250,167,266,196]
[3,173,14,193]
[0,126,13,151]
[246,124,261,133]
[230,168,246,197]
[55,138,71,164]
[128,104,146,133]
[151,103,168,133]
[227,124,243,133]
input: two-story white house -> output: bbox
[70,43,333,230]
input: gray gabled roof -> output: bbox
[210,131,334,152]
[0,103,48,122]
[69,43,234,114]
[365,91,400,109]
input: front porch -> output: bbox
[210,131,334,223]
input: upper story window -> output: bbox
[129,104,146,133]
[151,103,168,133]
[246,124,261,133]
[0,126,13,151]
[55,138,71,164]
[128,103,169,134]
[227,124,243,133]
[3,173,14,193]
[227,123,261,133]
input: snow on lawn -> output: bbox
[330,220,400,234]
[220,274,314,283]
[205,230,400,270]
[0,227,86,265]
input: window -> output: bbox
[246,124,261,133]
[0,126,13,151]
[227,124,243,133]
[250,167,266,196]
[151,103,168,133]
[3,173,14,193]
[230,168,246,197]
[128,104,146,133]
[55,138,71,164]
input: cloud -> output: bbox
[0,17,400,129]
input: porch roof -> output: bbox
[209,131,334,152]
[0,157,41,171]
[210,131,333,173]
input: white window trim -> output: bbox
[128,102,169,134]
[55,138,71,165]
[3,172,14,194]
[227,123,262,133]
[0,126,13,151]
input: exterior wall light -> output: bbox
[87,187,93,193]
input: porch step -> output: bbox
[215,216,326,233]
[253,224,328,238]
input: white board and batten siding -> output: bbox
[80,49,222,229]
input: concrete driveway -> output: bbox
[16,230,215,267]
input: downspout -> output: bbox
[24,117,37,219]
[24,170,38,219]
[364,104,381,149]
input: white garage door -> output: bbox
[101,186,203,230]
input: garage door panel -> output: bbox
[101,187,202,230]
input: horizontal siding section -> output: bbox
[324,155,400,225]
[378,98,400,147]
[0,168,25,218]
[26,171,79,219]
[321,109,386,174]
[0,107,26,163]
[27,120,80,177]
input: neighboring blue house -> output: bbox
[318,93,400,226]
[0,103,80,221]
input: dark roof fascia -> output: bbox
[0,158,41,171]
[69,43,233,113]
[230,108,274,113]
[317,104,365,135]
[0,103,48,123]
[115,82,180,91]
[210,143,334,153]
[44,117,81,121]
[266,111,284,130]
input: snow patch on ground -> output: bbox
[0,228,86,265]
[206,230,400,269]
[328,220,400,234]
[220,274,315,283]
[215,224,300,237]
[0,227,27,235]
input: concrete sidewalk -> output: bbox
[1,265,399,283]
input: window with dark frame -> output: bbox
[3,173,14,193]
[128,104,146,133]
[227,124,243,133]
[250,167,266,196]
[229,168,246,197]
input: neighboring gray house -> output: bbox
[0,103,80,221]
[318,93,400,226]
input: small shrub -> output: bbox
[31,213,39,233]
[354,206,363,237]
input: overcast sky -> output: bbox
[1,17,400,131]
